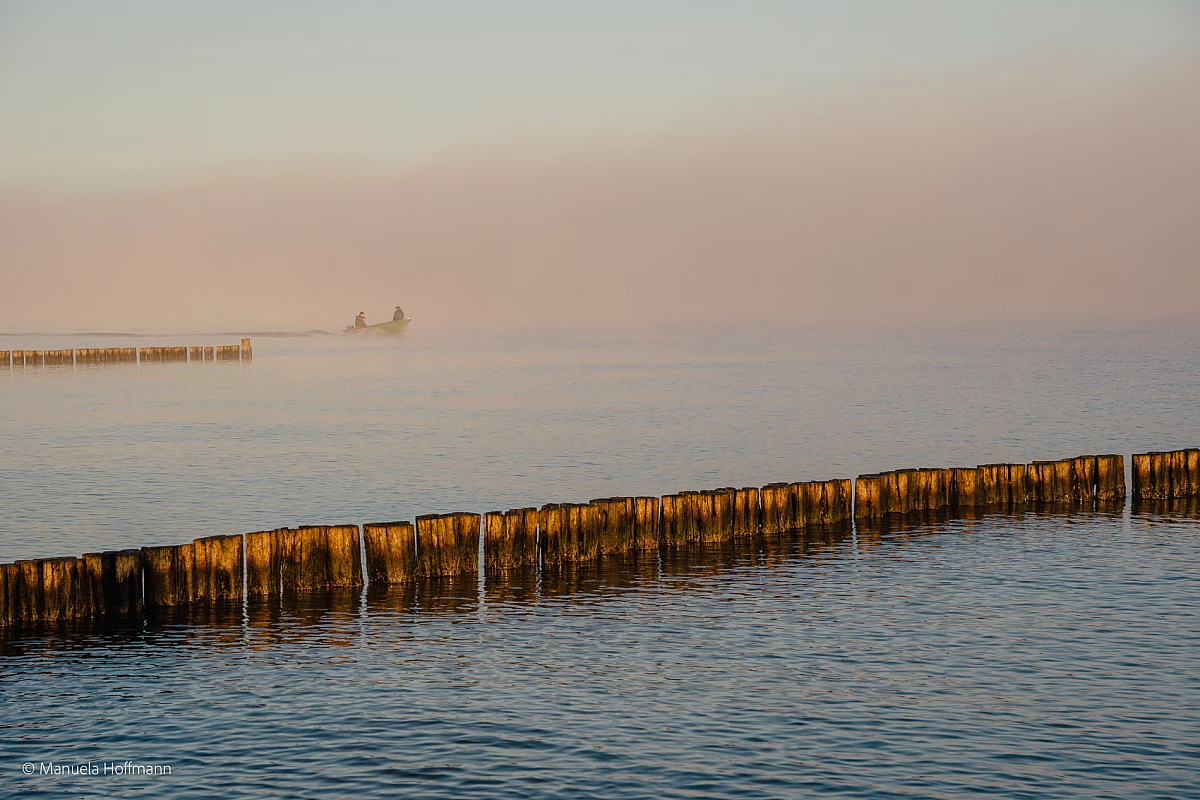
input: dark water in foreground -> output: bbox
[3,509,1199,798]
[2,326,1199,797]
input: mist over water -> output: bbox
[2,63,1198,334]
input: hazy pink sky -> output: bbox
[1,3,1197,332]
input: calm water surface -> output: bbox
[2,326,1198,797]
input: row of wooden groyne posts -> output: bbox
[3,447,1199,632]
[1,339,252,368]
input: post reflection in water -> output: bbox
[2,500,1196,658]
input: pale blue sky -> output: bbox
[1,0,1196,191]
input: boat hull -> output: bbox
[343,318,411,335]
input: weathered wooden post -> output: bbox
[823,479,852,524]
[23,350,43,367]
[241,338,253,362]
[203,346,215,361]
[566,502,601,560]
[0,350,9,370]
[539,503,569,565]
[592,497,636,554]
[245,529,282,596]
[38,557,83,624]
[733,487,761,536]
[1133,452,1172,500]
[659,493,686,544]
[216,345,240,361]
[191,534,244,602]
[482,508,538,571]
[979,463,1028,506]
[1071,456,1098,504]
[633,496,660,548]
[1028,461,1066,503]
[1185,449,1200,498]
[363,521,417,585]
[13,561,41,625]
[760,483,793,534]
[692,489,733,542]
[415,513,480,578]
[1095,454,1126,501]
[0,563,14,629]
[142,543,195,608]
[277,525,363,591]
[80,549,143,621]
[189,346,205,362]
[854,474,881,522]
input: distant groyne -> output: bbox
[1,338,252,368]
[4,447,1199,633]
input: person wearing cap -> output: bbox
[354,311,367,329]
[393,305,405,321]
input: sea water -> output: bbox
[1,325,1198,797]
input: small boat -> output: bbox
[343,318,411,335]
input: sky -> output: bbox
[1,1,1198,332]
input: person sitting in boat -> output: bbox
[393,306,405,321]
[354,311,367,329]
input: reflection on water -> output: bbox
[3,498,1190,655]
[2,510,1198,798]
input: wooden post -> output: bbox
[142,543,195,608]
[216,345,240,361]
[192,534,244,602]
[854,474,881,521]
[1151,452,1172,498]
[564,502,601,560]
[1071,456,1098,504]
[979,463,1027,505]
[189,346,205,362]
[633,496,660,548]
[241,338,253,361]
[947,468,975,508]
[1095,454,1126,501]
[415,513,480,578]
[1131,453,1152,500]
[0,563,14,629]
[245,529,282,596]
[760,482,792,534]
[38,557,83,624]
[1185,449,1200,498]
[23,350,43,367]
[591,497,636,555]
[733,487,761,536]
[824,479,852,524]
[659,493,696,545]
[895,469,917,514]
[539,503,569,564]
[482,508,538,571]
[80,549,143,621]
[1028,461,1053,503]
[14,561,40,625]
[0,350,9,370]
[1168,450,1187,497]
[700,488,735,542]
[364,521,417,585]
[793,481,820,528]
[277,525,363,591]
[203,346,215,361]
